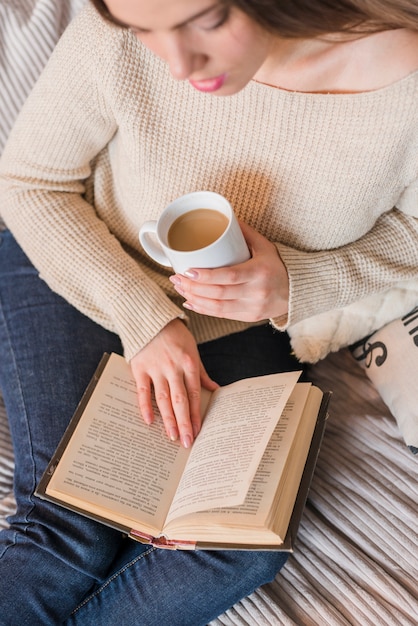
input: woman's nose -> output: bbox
[162,33,207,81]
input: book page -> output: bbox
[203,383,313,523]
[46,354,190,532]
[165,371,301,523]
[166,384,312,540]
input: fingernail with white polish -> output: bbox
[182,434,192,449]
[169,429,178,441]
[184,270,198,279]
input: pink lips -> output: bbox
[189,73,227,93]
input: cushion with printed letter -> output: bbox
[350,307,418,454]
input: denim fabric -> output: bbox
[0,230,300,625]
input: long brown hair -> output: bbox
[90,0,418,36]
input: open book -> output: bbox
[36,353,330,550]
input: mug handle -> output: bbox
[139,221,172,268]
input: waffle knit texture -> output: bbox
[1,5,418,362]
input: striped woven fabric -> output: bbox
[0,0,86,154]
[0,395,14,529]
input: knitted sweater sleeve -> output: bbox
[0,6,184,361]
[273,205,418,330]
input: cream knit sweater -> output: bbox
[1,5,418,362]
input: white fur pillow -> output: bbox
[287,282,418,364]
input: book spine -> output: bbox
[129,529,197,550]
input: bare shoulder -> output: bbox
[336,29,418,92]
[370,29,418,85]
[255,28,418,93]
[327,29,418,93]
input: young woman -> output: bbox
[0,0,417,623]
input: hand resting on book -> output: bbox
[130,319,219,449]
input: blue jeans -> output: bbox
[0,230,302,625]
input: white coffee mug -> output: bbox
[139,191,250,275]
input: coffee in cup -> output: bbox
[167,208,229,251]
[139,191,250,275]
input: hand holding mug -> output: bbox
[170,221,290,322]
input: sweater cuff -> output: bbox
[273,243,340,328]
[108,279,187,362]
